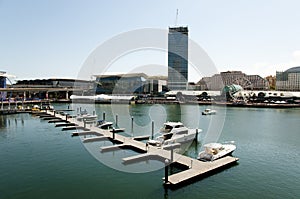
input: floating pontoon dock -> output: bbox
[37,110,239,187]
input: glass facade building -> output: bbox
[95,73,147,94]
[168,27,188,90]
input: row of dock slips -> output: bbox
[40,110,239,187]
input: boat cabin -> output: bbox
[160,122,186,134]
[204,143,224,155]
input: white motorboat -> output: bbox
[97,120,113,129]
[147,122,201,153]
[76,110,97,121]
[202,108,217,115]
[77,115,98,121]
[197,142,236,161]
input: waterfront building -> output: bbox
[247,75,269,90]
[94,73,167,95]
[15,78,92,89]
[197,71,269,91]
[276,66,300,91]
[198,74,223,91]
[94,73,147,94]
[145,76,168,95]
[0,71,7,100]
[14,78,93,99]
[168,26,188,90]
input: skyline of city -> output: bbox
[1,0,300,81]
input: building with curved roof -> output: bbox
[276,66,300,91]
[285,66,300,73]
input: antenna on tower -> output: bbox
[175,9,178,26]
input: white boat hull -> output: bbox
[198,144,236,161]
[148,129,200,154]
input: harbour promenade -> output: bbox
[35,109,239,187]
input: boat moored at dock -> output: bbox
[96,120,113,129]
[76,110,97,122]
[147,122,201,153]
[198,142,236,161]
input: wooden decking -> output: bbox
[38,110,239,187]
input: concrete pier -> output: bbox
[132,135,150,141]
[62,126,86,131]
[71,131,102,137]
[48,119,64,123]
[82,136,108,143]
[55,123,75,127]
[165,156,239,186]
[100,144,127,152]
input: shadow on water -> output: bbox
[183,139,202,159]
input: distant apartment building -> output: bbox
[198,74,223,91]
[198,71,269,91]
[276,66,300,91]
[247,75,269,90]
[168,26,188,90]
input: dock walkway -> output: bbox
[43,110,238,187]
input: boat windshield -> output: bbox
[97,120,105,125]
[163,133,173,140]
[160,125,173,133]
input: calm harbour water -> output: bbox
[0,103,300,199]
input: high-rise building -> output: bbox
[168,26,188,90]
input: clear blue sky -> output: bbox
[1,0,300,81]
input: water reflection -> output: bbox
[0,115,8,128]
[0,115,25,129]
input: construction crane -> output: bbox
[175,9,178,26]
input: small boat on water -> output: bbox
[31,105,40,112]
[76,110,97,121]
[77,115,98,121]
[97,120,113,129]
[147,122,201,153]
[202,108,217,115]
[197,142,236,161]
